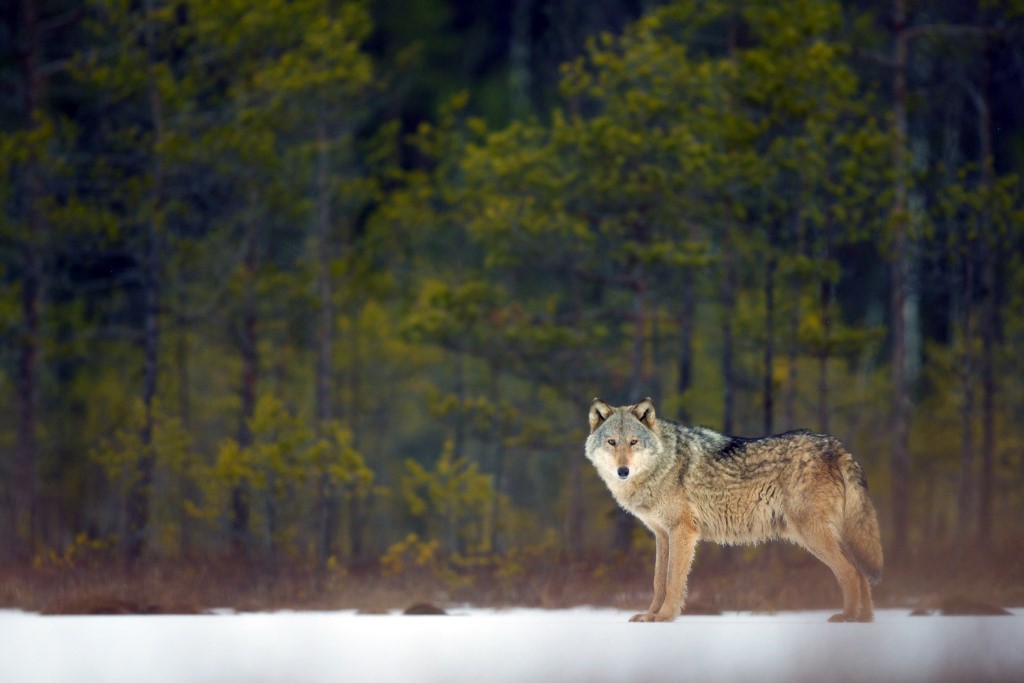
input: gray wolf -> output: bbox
[585,398,883,622]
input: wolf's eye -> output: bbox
[607,439,616,447]
[629,439,638,447]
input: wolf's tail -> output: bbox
[839,456,884,585]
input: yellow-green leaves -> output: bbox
[199,394,377,555]
[401,439,498,554]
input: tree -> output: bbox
[205,393,375,565]
[879,0,1024,558]
[939,168,1024,549]
[401,438,499,555]
[0,0,83,562]
[2,0,1024,583]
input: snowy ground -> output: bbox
[2,607,1022,683]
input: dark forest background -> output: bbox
[2,0,1023,610]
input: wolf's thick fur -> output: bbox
[585,398,883,623]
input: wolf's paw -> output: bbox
[629,612,675,623]
[827,612,859,623]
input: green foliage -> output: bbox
[3,0,1024,576]
[90,399,203,554]
[937,168,1024,242]
[401,439,499,554]
[199,394,378,557]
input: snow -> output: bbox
[2,607,1022,683]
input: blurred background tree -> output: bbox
[1,0,1022,595]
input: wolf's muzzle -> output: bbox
[617,467,630,480]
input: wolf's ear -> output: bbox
[589,398,614,432]
[630,398,657,429]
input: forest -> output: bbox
[2,0,1023,611]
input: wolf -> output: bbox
[585,398,883,623]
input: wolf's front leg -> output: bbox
[631,523,698,623]
[630,526,669,622]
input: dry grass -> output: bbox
[2,542,1021,616]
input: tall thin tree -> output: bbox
[889,0,912,560]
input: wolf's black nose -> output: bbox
[617,467,630,480]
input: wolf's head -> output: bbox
[585,398,661,483]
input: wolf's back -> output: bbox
[839,457,884,584]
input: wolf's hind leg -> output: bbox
[856,573,874,622]
[799,526,865,623]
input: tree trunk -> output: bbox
[889,0,912,560]
[721,251,737,434]
[976,38,996,551]
[785,212,806,430]
[721,6,739,437]
[125,202,160,563]
[564,273,586,557]
[488,363,506,554]
[784,300,799,430]
[614,264,649,554]
[977,244,995,551]
[763,230,776,435]
[125,184,160,563]
[14,245,41,561]
[956,237,975,542]
[231,202,260,559]
[315,124,334,428]
[124,0,164,563]
[817,226,833,435]
[629,270,648,401]
[677,276,696,423]
[347,494,367,565]
[345,307,367,566]
[175,288,195,557]
[509,0,532,119]
[315,121,339,572]
[12,0,45,563]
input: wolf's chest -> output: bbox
[606,476,660,514]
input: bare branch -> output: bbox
[39,58,72,80]
[38,6,84,36]
[906,24,991,42]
